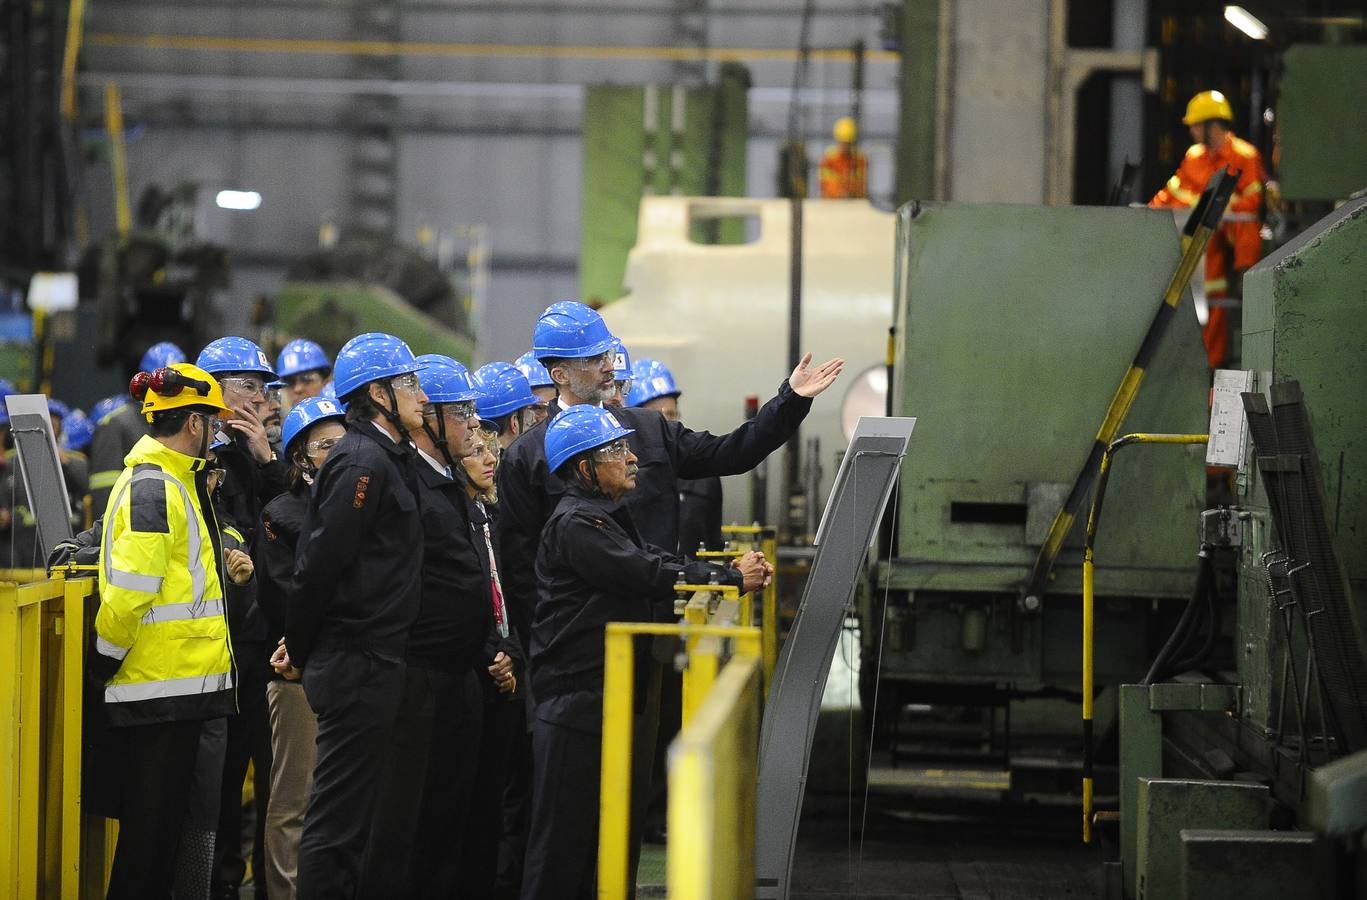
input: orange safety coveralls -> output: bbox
[819,146,869,199]
[1149,134,1266,369]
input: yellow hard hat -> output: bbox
[133,362,232,422]
[833,117,857,144]
[1182,90,1234,125]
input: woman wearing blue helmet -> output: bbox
[522,405,771,900]
[257,395,345,900]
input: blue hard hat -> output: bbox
[611,339,632,380]
[332,332,422,399]
[514,350,554,389]
[282,396,347,455]
[197,336,276,379]
[320,381,338,401]
[276,338,332,379]
[532,301,616,361]
[61,410,96,452]
[0,378,15,398]
[91,394,130,424]
[415,354,479,404]
[626,359,681,407]
[140,341,187,373]
[47,398,70,419]
[473,361,539,420]
[544,405,635,474]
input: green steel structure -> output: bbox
[274,281,474,367]
[579,65,750,306]
[874,201,1209,692]
[1276,46,1367,203]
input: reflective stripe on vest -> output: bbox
[102,466,219,611]
[140,598,226,625]
[104,670,234,704]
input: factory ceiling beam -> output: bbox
[87,32,899,63]
[90,1,880,17]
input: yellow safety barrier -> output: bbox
[668,654,761,900]
[599,615,762,900]
[1,572,98,900]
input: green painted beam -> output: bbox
[895,0,940,205]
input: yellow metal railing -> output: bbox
[705,524,781,692]
[1,573,98,900]
[599,616,762,900]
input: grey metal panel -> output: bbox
[7,396,75,559]
[755,417,914,900]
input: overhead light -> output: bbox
[216,189,262,210]
[1224,6,1269,41]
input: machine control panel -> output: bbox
[1206,368,1256,470]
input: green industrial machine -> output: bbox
[867,202,1209,759]
[580,64,750,306]
[1107,194,1367,899]
[1276,45,1367,204]
[275,237,475,365]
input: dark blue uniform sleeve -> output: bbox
[666,379,813,479]
[287,460,379,666]
[560,512,744,606]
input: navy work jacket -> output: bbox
[286,421,423,669]
[498,378,810,644]
[531,485,743,732]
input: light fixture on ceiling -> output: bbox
[1224,6,1270,41]
[215,189,262,211]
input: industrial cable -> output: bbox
[1142,553,1213,686]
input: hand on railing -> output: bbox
[730,550,773,593]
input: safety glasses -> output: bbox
[389,373,423,395]
[305,436,342,454]
[593,438,632,462]
[614,378,633,396]
[425,400,479,421]
[218,375,268,397]
[564,351,613,371]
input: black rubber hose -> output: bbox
[1142,552,1212,685]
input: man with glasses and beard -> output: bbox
[283,332,428,900]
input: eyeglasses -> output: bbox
[593,438,632,462]
[285,372,324,389]
[306,436,341,453]
[614,378,633,396]
[389,373,422,395]
[523,403,550,425]
[219,375,268,397]
[265,386,284,403]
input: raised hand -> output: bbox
[788,353,845,399]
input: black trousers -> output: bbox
[494,711,533,899]
[106,719,207,900]
[520,667,660,900]
[216,644,273,896]
[460,695,525,899]
[295,647,405,900]
[359,664,483,899]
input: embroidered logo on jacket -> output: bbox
[353,474,370,509]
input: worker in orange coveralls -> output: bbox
[819,117,868,200]
[1150,89,1266,370]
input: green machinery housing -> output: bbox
[1103,195,1367,900]
[865,202,1210,740]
